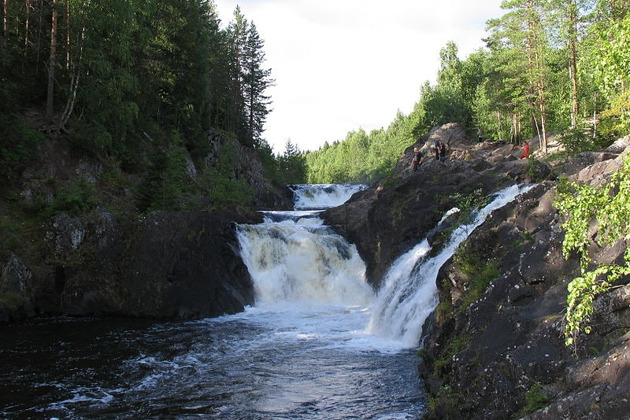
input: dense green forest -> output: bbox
[303,0,630,184]
[0,0,285,212]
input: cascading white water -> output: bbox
[237,183,534,350]
[237,184,372,310]
[8,183,535,419]
[237,217,373,308]
[289,183,368,210]
[367,183,535,347]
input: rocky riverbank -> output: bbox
[0,208,263,323]
[323,124,630,419]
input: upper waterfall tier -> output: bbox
[289,184,367,210]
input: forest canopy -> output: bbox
[0,0,287,210]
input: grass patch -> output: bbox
[524,382,549,413]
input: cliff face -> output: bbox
[323,125,630,419]
[0,129,289,323]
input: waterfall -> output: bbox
[236,184,373,310]
[367,183,535,347]
[236,217,373,308]
[236,183,534,350]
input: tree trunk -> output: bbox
[511,113,522,144]
[568,0,580,128]
[24,0,30,47]
[497,111,503,141]
[525,0,547,154]
[35,0,43,75]
[58,24,86,132]
[45,0,58,130]
[65,0,70,69]
[2,0,7,40]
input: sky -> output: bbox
[214,0,505,153]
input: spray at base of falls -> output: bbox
[237,183,535,350]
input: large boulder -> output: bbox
[120,210,258,318]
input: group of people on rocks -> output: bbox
[410,140,448,171]
[410,138,530,172]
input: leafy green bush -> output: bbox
[554,154,630,346]
[557,127,610,155]
[199,137,253,208]
[450,188,487,220]
[453,247,500,308]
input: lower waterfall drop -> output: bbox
[367,183,535,347]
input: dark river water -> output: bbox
[0,311,425,419]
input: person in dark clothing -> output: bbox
[439,142,447,162]
[433,140,441,160]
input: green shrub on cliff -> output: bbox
[555,154,630,346]
[524,382,549,413]
[48,178,98,217]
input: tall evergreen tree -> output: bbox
[226,6,249,142]
[226,7,273,147]
[243,22,273,147]
[486,0,550,151]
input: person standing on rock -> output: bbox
[411,147,423,171]
[439,142,448,162]
[433,140,441,160]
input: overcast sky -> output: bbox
[214,0,505,153]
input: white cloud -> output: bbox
[214,0,504,153]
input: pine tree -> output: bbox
[243,22,273,147]
[226,7,273,147]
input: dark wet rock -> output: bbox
[416,147,630,420]
[0,253,34,322]
[120,210,258,319]
[3,209,261,321]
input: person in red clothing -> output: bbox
[519,141,530,159]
